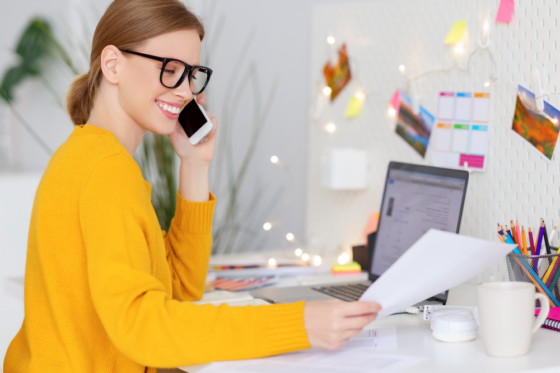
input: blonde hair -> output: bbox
[66,0,204,126]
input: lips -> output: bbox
[155,100,182,119]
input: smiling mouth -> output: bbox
[157,101,181,115]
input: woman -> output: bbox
[4,0,380,371]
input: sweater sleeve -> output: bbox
[163,191,216,302]
[79,153,310,368]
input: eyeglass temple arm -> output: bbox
[120,50,164,62]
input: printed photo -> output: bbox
[395,91,435,158]
[512,85,560,161]
[323,44,351,101]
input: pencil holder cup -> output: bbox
[505,252,560,307]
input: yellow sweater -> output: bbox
[4,124,309,372]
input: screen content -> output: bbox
[371,169,466,277]
[178,100,208,137]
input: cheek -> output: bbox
[119,66,167,119]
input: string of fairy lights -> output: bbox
[263,10,559,268]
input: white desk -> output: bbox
[180,282,560,373]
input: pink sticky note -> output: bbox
[390,90,400,110]
[496,0,514,23]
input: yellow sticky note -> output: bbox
[444,20,467,44]
[344,96,363,118]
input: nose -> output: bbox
[173,75,195,101]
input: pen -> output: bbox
[543,220,552,255]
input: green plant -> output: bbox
[0,18,81,156]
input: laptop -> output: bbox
[250,161,469,305]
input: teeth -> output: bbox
[158,102,179,115]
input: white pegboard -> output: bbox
[306,0,560,283]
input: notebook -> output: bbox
[535,308,560,331]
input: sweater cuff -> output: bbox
[264,301,310,355]
[174,191,216,234]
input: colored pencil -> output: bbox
[529,228,535,255]
[511,247,560,307]
[510,220,520,245]
[506,226,517,244]
[543,255,559,285]
[522,227,528,255]
[534,221,545,272]
[516,220,522,247]
[497,232,506,243]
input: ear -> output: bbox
[100,45,121,84]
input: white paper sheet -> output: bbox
[360,229,515,318]
[194,350,426,373]
[343,326,397,350]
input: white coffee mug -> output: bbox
[477,282,550,357]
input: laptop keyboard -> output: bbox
[311,283,369,302]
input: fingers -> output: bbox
[197,93,206,105]
[341,313,378,330]
[338,301,382,317]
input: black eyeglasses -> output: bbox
[120,49,212,95]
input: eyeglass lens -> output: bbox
[161,60,208,94]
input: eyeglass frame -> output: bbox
[119,49,213,94]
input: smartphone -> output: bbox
[178,97,213,145]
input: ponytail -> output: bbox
[66,72,93,126]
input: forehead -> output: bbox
[140,29,201,65]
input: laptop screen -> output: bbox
[371,166,467,278]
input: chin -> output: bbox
[145,120,177,136]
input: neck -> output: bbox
[87,86,146,157]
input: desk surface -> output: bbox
[181,312,560,373]
[181,282,560,373]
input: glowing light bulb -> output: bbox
[399,65,405,74]
[338,252,350,265]
[323,86,332,96]
[270,155,279,164]
[268,258,277,266]
[454,43,464,54]
[388,107,396,117]
[355,91,366,101]
[484,81,490,87]
[313,256,322,266]
[301,253,310,261]
[286,233,294,241]
[295,248,303,257]
[553,118,558,124]
[263,222,272,231]
[483,21,489,33]
[325,123,336,133]
[327,36,335,45]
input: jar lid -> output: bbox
[432,313,478,333]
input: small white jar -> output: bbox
[431,310,478,343]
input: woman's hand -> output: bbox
[168,94,218,164]
[304,300,381,350]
